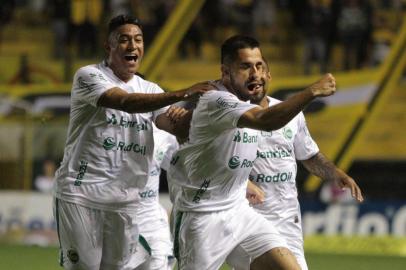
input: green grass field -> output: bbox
[0,244,405,270]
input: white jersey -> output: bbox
[168,85,259,212]
[135,125,178,233]
[54,62,167,212]
[250,97,319,236]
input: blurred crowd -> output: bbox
[0,0,405,73]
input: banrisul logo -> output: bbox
[228,156,241,169]
[107,113,148,131]
[233,131,257,143]
[107,114,118,125]
[103,137,116,150]
[283,127,293,139]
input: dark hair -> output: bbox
[221,35,260,65]
[107,14,142,36]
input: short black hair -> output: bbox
[107,14,142,36]
[221,35,260,65]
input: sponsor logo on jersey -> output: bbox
[228,156,241,169]
[102,137,146,155]
[77,76,97,89]
[89,72,107,82]
[103,137,116,150]
[257,148,293,159]
[149,165,160,176]
[283,127,293,139]
[228,156,255,169]
[107,114,149,131]
[260,130,272,137]
[139,189,158,198]
[170,155,179,165]
[233,131,257,143]
[216,97,238,109]
[252,172,293,183]
[192,178,211,203]
[74,160,88,186]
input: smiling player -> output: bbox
[53,14,211,270]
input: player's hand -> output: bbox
[181,81,217,101]
[166,105,188,124]
[308,73,336,97]
[335,174,364,203]
[246,181,265,205]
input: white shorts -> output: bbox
[173,200,288,270]
[226,213,308,270]
[54,198,150,270]
[131,205,175,270]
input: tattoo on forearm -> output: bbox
[302,153,339,182]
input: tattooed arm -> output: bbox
[300,152,364,202]
[97,82,211,113]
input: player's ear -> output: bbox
[104,41,111,55]
[221,64,230,78]
[267,72,272,82]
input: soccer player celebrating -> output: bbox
[53,14,210,269]
[168,35,337,270]
[227,60,364,270]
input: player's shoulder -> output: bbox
[267,96,282,106]
[75,63,100,75]
[129,74,163,93]
[268,96,304,119]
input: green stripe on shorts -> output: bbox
[139,234,152,256]
[173,211,184,263]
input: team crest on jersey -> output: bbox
[67,249,79,264]
[283,127,293,139]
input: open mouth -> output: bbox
[247,82,263,92]
[124,55,138,62]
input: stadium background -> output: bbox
[0,0,405,269]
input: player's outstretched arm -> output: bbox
[238,73,336,131]
[301,152,364,202]
[97,82,212,113]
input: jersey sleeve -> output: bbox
[294,112,319,160]
[72,66,116,107]
[206,91,259,131]
[148,82,169,122]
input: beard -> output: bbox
[229,76,266,104]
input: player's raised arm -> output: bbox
[238,73,336,131]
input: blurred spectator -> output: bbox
[108,0,131,17]
[131,0,173,50]
[70,0,103,58]
[179,16,203,59]
[0,0,15,53]
[336,0,373,70]
[46,0,70,59]
[34,159,56,193]
[252,0,277,42]
[301,0,331,74]
[220,0,254,36]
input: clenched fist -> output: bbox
[309,73,336,97]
